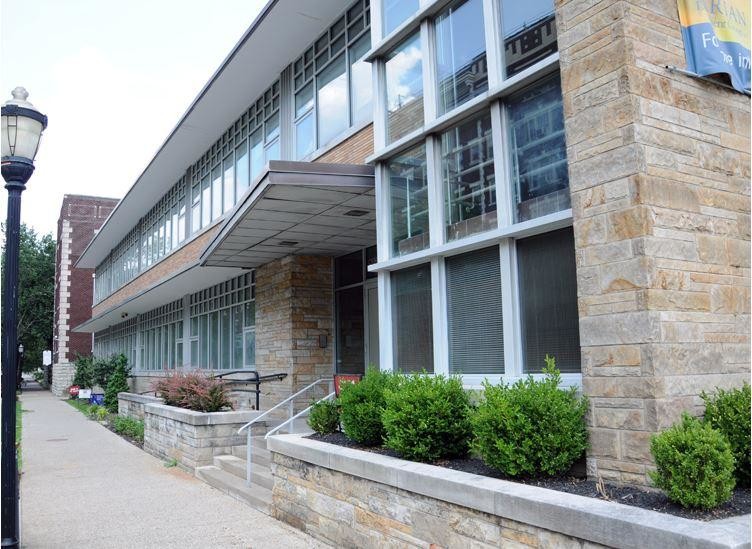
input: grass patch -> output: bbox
[111,416,144,443]
[164,458,179,468]
[66,398,95,415]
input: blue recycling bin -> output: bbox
[90,393,105,406]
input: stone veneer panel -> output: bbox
[556,0,750,483]
[255,255,334,411]
[118,392,163,420]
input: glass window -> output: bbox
[517,227,580,373]
[349,34,372,126]
[443,111,496,241]
[508,74,569,222]
[318,54,349,146]
[389,145,429,256]
[191,184,200,234]
[171,210,178,248]
[220,308,232,369]
[164,217,171,252]
[199,315,208,368]
[391,263,433,373]
[243,330,256,368]
[210,311,219,369]
[295,83,315,159]
[178,205,186,242]
[265,113,280,162]
[336,286,364,374]
[335,250,363,287]
[501,0,557,78]
[435,0,488,115]
[386,33,424,143]
[383,0,419,35]
[233,305,244,368]
[235,141,249,198]
[211,167,222,220]
[250,129,264,181]
[223,156,234,213]
[446,247,504,374]
[201,175,211,228]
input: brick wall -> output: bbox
[314,124,373,164]
[557,0,750,483]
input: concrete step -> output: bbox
[213,455,274,490]
[195,465,272,514]
[231,442,271,467]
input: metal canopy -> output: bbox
[201,161,375,268]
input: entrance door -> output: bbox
[365,282,379,369]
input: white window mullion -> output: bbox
[373,57,387,152]
[499,239,519,378]
[482,0,503,90]
[430,256,448,376]
[375,163,391,262]
[377,270,393,372]
[421,18,438,125]
[491,101,512,228]
[426,135,444,248]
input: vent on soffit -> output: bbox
[278,241,299,247]
[343,209,369,217]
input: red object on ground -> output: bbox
[68,385,80,397]
[334,374,363,397]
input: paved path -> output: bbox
[19,391,327,549]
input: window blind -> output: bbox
[446,246,504,375]
[392,264,434,373]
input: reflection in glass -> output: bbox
[201,175,211,228]
[391,264,433,373]
[435,0,488,115]
[443,112,496,241]
[501,0,557,77]
[508,74,569,222]
[386,34,423,143]
[389,145,429,256]
[211,167,222,220]
[223,156,234,213]
[295,83,315,159]
[235,141,249,198]
[349,34,372,126]
[383,0,419,35]
[250,130,263,181]
[318,54,348,146]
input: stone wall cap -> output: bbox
[143,402,261,426]
[117,392,162,405]
[268,434,751,549]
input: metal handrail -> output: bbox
[264,392,336,440]
[238,376,333,486]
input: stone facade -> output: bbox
[52,195,118,396]
[117,392,162,420]
[255,255,334,411]
[141,401,264,471]
[556,0,751,483]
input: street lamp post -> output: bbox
[1,87,47,549]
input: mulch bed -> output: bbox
[308,432,750,521]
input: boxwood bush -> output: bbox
[339,368,396,446]
[308,398,340,435]
[702,384,750,486]
[471,356,588,477]
[650,414,735,509]
[382,373,472,462]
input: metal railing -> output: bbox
[214,370,288,410]
[237,377,334,486]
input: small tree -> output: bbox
[72,355,95,389]
[104,358,130,413]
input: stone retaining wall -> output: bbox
[142,402,266,471]
[117,392,162,420]
[268,435,750,549]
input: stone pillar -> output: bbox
[255,255,334,411]
[51,363,75,397]
[556,0,750,484]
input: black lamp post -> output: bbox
[1,87,47,549]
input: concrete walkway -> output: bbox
[19,391,327,549]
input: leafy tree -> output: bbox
[2,224,55,372]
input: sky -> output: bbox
[1,0,266,237]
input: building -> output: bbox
[73,0,750,485]
[51,194,119,396]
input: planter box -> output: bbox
[268,434,751,549]
[142,402,266,472]
[117,392,162,420]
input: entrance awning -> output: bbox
[201,161,376,268]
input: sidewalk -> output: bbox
[19,391,327,548]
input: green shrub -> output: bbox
[112,416,145,443]
[308,398,340,434]
[93,354,128,388]
[94,406,109,421]
[702,384,751,486]
[382,373,472,462]
[471,356,588,477]
[104,359,131,413]
[650,414,735,508]
[72,355,95,388]
[154,372,234,412]
[339,368,396,446]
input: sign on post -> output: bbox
[677,0,750,94]
[42,350,52,366]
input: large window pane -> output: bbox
[391,263,433,373]
[220,308,232,369]
[265,113,280,162]
[446,247,503,374]
[435,0,488,115]
[334,250,363,288]
[389,145,429,256]
[235,141,249,198]
[517,228,580,373]
[318,54,348,146]
[210,311,219,369]
[443,111,496,241]
[250,130,264,181]
[508,74,569,222]
[211,167,222,220]
[336,286,364,374]
[201,175,211,228]
[233,305,244,368]
[386,34,423,143]
[223,156,234,213]
[349,34,372,126]
[295,83,315,159]
[243,330,256,368]
[501,0,557,78]
[383,0,419,35]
